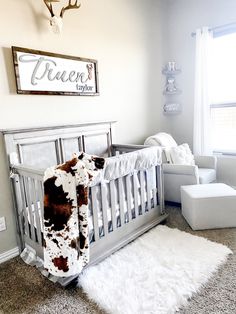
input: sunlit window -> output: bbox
[210,32,236,153]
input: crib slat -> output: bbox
[91,187,100,241]
[33,179,41,205]
[37,181,44,232]
[38,181,44,231]
[19,176,30,237]
[146,170,152,211]
[101,183,108,235]
[118,178,125,226]
[140,171,146,215]
[133,173,139,218]
[31,179,43,245]
[125,175,132,221]
[153,187,157,208]
[152,166,158,208]
[24,177,36,242]
[110,180,117,231]
[156,165,164,213]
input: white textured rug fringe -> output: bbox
[79,225,232,314]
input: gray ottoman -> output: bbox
[181,183,236,230]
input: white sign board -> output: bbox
[12,47,99,96]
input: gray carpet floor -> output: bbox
[0,205,236,314]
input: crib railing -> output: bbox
[112,144,150,155]
[112,143,164,211]
[10,160,165,263]
[11,165,45,256]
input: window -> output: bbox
[210,32,236,154]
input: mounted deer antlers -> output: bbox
[42,0,82,33]
[43,0,59,17]
[60,0,81,18]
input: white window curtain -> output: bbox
[193,27,213,155]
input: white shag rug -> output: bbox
[79,225,232,314]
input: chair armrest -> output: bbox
[163,163,198,176]
[194,155,217,169]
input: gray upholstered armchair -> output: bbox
[144,133,217,203]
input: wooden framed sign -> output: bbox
[12,46,99,96]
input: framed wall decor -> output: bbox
[12,46,99,96]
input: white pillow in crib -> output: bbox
[169,143,195,165]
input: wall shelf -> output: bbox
[163,103,182,115]
[162,69,181,76]
[162,62,182,114]
[163,89,182,95]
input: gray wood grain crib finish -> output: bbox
[2,121,167,269]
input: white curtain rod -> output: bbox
[191,22,236,37]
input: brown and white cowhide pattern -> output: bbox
[43,152,105,277]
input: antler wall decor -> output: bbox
[42,0,82,33]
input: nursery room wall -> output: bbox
[0,0,166,256]
[163,0,236,187]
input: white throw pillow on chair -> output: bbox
[169,143,195,165]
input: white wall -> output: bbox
[0,0,166,254]
[163,0,236,184]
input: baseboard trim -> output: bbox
[0,247,19,264]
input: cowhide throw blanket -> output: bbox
[43,152,105,277]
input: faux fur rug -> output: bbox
[79,225,232,314]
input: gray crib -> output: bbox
[2,121,167,271]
